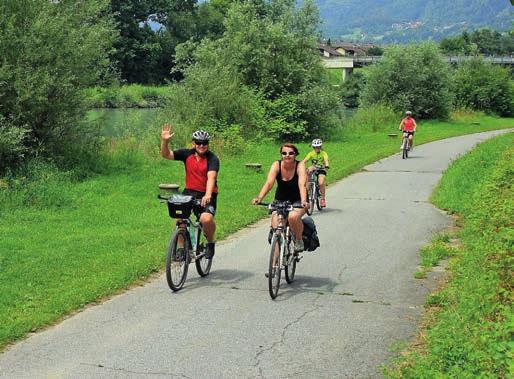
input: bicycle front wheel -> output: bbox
[268,236,282,299]
[315,185,322,211]
[166,228,190,292]
[402,139,408,159]
[195,230,212,277]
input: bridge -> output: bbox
[323,55,514,81]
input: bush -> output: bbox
[361,42,453,119]
[453,57,514,117]
[0,116,28,172]
[0,0,115,173]
[168,0,338,142]
[345,104,398,132]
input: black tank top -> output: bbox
[274,160,301,202]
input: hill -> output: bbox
[316,0,513,42]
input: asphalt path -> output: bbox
[1,130,511,379]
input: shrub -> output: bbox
[345,104,398,132]
[0,0,115,173]
[361,42,453,119]
[453,57,514,117]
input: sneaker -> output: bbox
[294,239,304,252]
[174,247,186,261]
[205,242,215,259]
[320,199,326,208]
[400,145,403,150]
[265,267,277,278]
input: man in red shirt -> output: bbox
[398,111,417,151]
[160,124,219,259]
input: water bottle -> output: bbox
[188,225,197,251]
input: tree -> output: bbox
[0,0,115,172]
[361,42,453,119]
[453,58,513,116]
[169,0,338,141]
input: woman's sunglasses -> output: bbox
[281,151,296,156]
[194,140,209,146]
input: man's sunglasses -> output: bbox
[194,140,209,146]
[281,151,296,156]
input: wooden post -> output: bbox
[159,183,180,197]
[245,163,262,172]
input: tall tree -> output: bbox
[0,0,115,172]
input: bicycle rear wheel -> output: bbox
[307,182,314,216]
[195,230,212,277]
[268,235,282,299]
[284,237,296,284]
[166,228,190,291]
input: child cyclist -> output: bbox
[302,139,330,208]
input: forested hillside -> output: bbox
[316,0,512,42]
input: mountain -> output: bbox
[315,0,513,42]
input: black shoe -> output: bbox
[205,242,215,259]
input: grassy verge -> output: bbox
[387,132,514,377]
[83,85,171,108]
[0,114,512,350]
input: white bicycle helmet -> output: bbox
[192,130,210,141]
[405,111,412,116]
[311,138,323,147]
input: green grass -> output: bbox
[326,68,344,86]
[83,85,171,108]
[387,132,514,378]
[0,114,512,350]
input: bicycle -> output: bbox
[258,200,303,299]
[306,159,324,215]
[158,194,213,292]
[401,131,411,159]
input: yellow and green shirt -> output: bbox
[304,150,329,166]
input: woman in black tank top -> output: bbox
[252,143,308,252]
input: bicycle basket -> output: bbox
[167,195,194,218]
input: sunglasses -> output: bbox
[281,151,296,156]
[194,140,209,146]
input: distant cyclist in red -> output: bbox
[160,124,219,259]
[399,111,417,151]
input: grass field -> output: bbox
[0,114,512,350]
[386,132,514,377]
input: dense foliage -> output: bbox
[167,0,339,142]
[360,43,453,119]
[0,0,115,173]
[453,58,514,117]
[440,29,514,56]
[110,0,238,84]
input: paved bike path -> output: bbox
[0,130,511,378]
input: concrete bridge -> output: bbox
[324,55,514,81]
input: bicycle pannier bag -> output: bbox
[167,195,194,218]
[302,216,320,251]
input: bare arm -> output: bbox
[201,170,218,207]
[160,123,175,160]
[252,161,279,204]
[413,119,417,131]
[297,161,308,205]
[324,154,330,168]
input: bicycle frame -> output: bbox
[271,211,291,268]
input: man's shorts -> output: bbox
[403,131,415,136]
[182,189,217,217]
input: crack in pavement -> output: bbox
[253,295,323,378]
[79,362,192,378]
[362,169,443,174]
